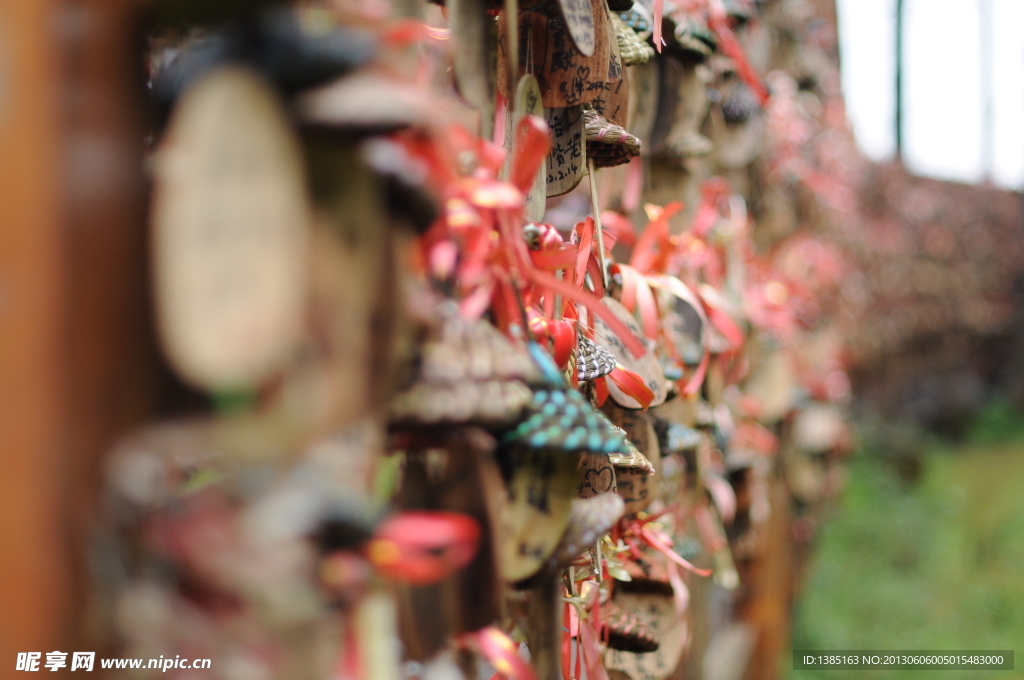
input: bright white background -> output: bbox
[836,0,1024,188]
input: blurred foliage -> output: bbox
[790,401,1024,680]
[965,398,1024,445]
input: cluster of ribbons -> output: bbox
[399,118,647,364]
[525,218,659,407]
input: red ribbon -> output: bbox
[510,116,551,192]
[458,628,538,680]
[700,286,745,351]
[366,511,481,585]
[629,202,684,275]
[604,365,656,409]
[615,512,713,578]
[653,0,665,52]
[382,19,452,48]
[707,1,769,104]
[561,580,608,680]
[689,178,730,239]
[530,312,577,368]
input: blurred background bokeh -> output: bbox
[792,2,1024,678]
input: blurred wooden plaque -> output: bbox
[151,67,309,390]
[605,593,688,680]
[498,456,576,582]
[450,0,495,139]
[629,59,660,148]
[512,75,548,221]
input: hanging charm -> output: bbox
[576,336,617,382]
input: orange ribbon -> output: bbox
[603,366,656,409]
[629,202,684,275]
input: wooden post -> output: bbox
[740,467,795,680]
[0,0,161,662]
[0,1,69,664]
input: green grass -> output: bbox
[790,406,1024,680]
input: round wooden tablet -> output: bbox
[592,297,669,408]
[152,67,309,390]
[545,106,587,197]
[556,0,596,57]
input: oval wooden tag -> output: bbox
[603,403,661,513]
[498,455,577,582]
[556,0,596,57]
[578,452,617,498]
[605,593,688,680]
[545,106,587,196]
[590,58,630,128]
[151,67,309,390]
[540,0,611,108]
[656,280,707,365]
[512,75,548,221]
[496,10,547,102]
[614,468,654,516]
[603,403,661,470]
[592,297,669,408]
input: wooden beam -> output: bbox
[0,0,72,664]
[0,0,161,663]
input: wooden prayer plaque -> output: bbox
[512,75,548,221]
[556,0,596,57]
[605,593,689,680]
[151,67,309,390]
[545,105,587,196]
[592,298,669,408]
[498,455,577,582]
